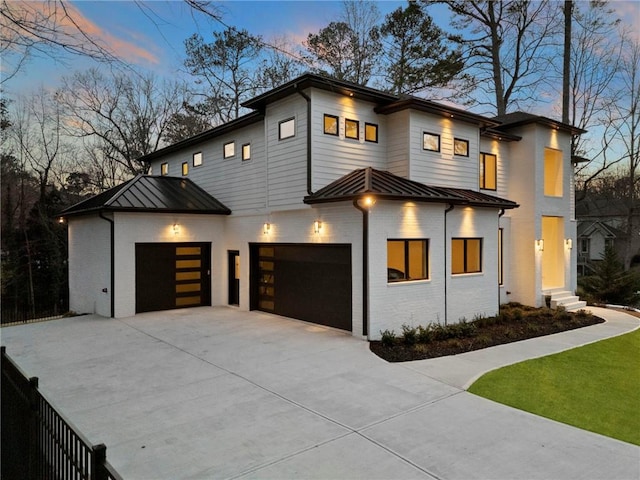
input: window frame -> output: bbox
[498,228,504,286]
[365,122,378,143]
[345,118,360,140]
[323,114,339,136]
[193,151,202,167]
[387,238,429,283]
[451,237,483,275]
[423,132,441,152]
[479,152,497,190]
[454,138,469,157]
[279,117,295,140]
[223,141,235,159]
[181,162,188,176]
[242,143,251,161]
[161,162,168,176]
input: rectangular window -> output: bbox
[223,141,235,159]
[423,132,440,152]
[498,228,504,286]
[182,162,188,176]
[365,123,378,143]
[345,118,359,140]
[242,143,251,161]
[161,163,168,176]
[387,239,429,282]
[193,152,202,167]
[324,114,339,136]
[452,238,482,274]
[480,152,497,190]
[579,238,590,254]
[544,148,563,197]
[454,138,469,157]
[279,117,295,139]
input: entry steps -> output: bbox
[546,290,587,312]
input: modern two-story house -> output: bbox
[61,73,586,339]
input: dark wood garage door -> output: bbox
[135,243,211,313]
[250,244,352,331]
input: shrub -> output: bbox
[401,324,417,345]
[449,319,477,338]
[380,329,396,347]
[417,324,434,343]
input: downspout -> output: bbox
[353,199,369,337]
[498,209,506,312]
[295,86,313,195]
[443,204,455,325]
[99,211,115,318]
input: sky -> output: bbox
[2,0,639,100]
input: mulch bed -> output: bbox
[370,313,605,363]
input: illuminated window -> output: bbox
[223,141,235,159]
[193,152,202,167]
[279,117,295,139]
[454,138,469,157]
[423,132,440,152]
[480,152,497,190]
[452,238,482,274]
[161,163,168,176]
[242,143,251,161]
[182,162,188,176]
[498,228,504,285]
[345,118,359,140]
[324,114,339,136]
[544,148,563,197]
[387,239,429,282]
[365,123,378,143]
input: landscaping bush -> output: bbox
[380,329,396,347]
[401,324,417,345]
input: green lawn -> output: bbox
[468,328,640,445]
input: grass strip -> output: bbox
[468,328,640,445]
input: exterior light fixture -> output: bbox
[313,220,322,234]
[363,196,376,207]
[536,239,544,252]
[263,222,271,235]
[173,223,180,235]
[565,238,573,249]
[58,217,65,224]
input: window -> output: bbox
[544,148,563,197]
[423,132,440,152]
[365,123,378,143]
[454,138,469,157]
[182,162,188,176]
[579,238,590,254]
[387,239,429,282]
[480,152,497,190]
[161,163,168,176]
[323,114,339,136]
[498,228,504,286]
[224,141,235,159]
[193,152,202,167]
[242,143,251,161]
[345,118,359,140]
[279,117,295,139]
[605,238,614,249]
[452,238,482,274]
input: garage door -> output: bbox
[135,243,211,313]
[251,244,352,331]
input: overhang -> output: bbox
[493,112,586,135]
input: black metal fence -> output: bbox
[1,293,69,325]
[1,347,122,480]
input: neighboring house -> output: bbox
[577,220,628,275]
[61,73,586,339]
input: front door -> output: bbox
[228,250,240,306]
[541,216,565,290]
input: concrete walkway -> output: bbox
[1,306,638,480]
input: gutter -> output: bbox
[498,209,505,311]
[99,211,115,318]
[353,199,369,337]
[295,86,313,195]
[444,204,455,325]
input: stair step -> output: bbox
[561,301,588,312]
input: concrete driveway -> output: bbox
[2,307,638,479]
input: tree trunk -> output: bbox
[562,0,572,125]
[488,2,506,116]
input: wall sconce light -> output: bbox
[313,220,322,234]
[58,217,65,224]
[173,223,180,235]
[565,238,573,249]
[263,222,271,235]
[363,196,376,207]
[536,239,544,252]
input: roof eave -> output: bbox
[304,192,519,209]
[375,99,500,128]
[63,206,231,218]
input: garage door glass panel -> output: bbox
[176,271,201,281]
[176,296,201,306]
[176,283,201,293]
[176,259,201,269]
[176,247,201,255]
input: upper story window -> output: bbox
[182,162,188,176]
[161,163,168,176]
[193,152,202,167]
[544,147,563,197]
[579,237,590,254]
[279,117,295,140]
[387,239,429,282]
[452,238,482,274]
[423,132,440,152]
[454,138,469,157]
[242,143,251,161]
[365,123,378,143]
[224,141,235,159]
[323,114,339,136]
[345,119,359,140]
[480,152,497,190]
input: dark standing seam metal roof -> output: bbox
[304,168,519,209]
[60,175,231,217]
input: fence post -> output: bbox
[93,443,107,480]
[28,376,40,480]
